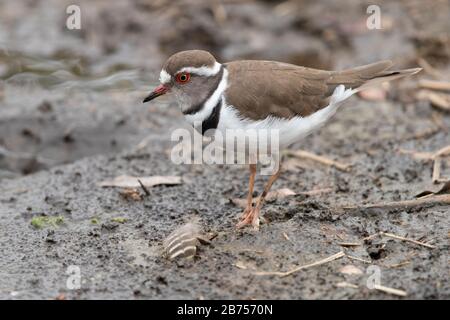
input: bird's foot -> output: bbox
[236,207,261,230]
[239,205,252,220]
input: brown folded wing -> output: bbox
[224,60,393,120]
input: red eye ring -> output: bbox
[176,72,190,84]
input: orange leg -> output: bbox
[237,167,281,230]
[240,164,257,220]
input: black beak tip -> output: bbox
[142,95,153,103]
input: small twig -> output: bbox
[254,251,345,277]
[284,150,351,172]
[398,145,450,183]
[386,261,411,269]
[416,181,450,199]
[380,232,436,249]
[362,232,381,241]
[419,80,450,92]
[432,157,442,183]
[336,282,359,289]
[337,242,361,247]
[137,179,150,196]
[346,254,372,264]
[233,261,248,270]
[373,284,407,297]
[397,148,433,161]
[427,92,450,111]
[342,194,450,211]
[433,145,450,158]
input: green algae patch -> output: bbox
[31,216,64,229]
[111,217,127,224]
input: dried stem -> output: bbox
[380,232,436,249]
[373,284,407,297]
[343,194,450,211]
[254,251,345,277]
[284,150,351,172]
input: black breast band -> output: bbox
[201,98,222,135]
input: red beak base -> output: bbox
[143,84,169,103]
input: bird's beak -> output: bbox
[143,84,169,103]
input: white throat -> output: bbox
[184,67,228,126]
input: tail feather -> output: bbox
[354,67,422,93]
[329,61,421,93]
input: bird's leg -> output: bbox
[240,163,257,220]
[237,167,281,230]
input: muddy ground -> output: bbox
[0,0,449,299]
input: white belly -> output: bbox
[216,85,355,151]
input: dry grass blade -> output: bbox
[427,92,450,111]
[337,242,361,247]
[380,232,436,249]
[339,265,363,275]
[233,261,248,270]
[399,146,450,183]
[336,282,359,289]
[433,145,450,158]
[397,148,433,161]
[285,150,351,172]
[419,80,450,92]
[343,194,450,211]
[346,254,372,264]
[387,261,411,268]
[254,251,345,277]
[432,157,442,183]
[416,181,450,198]
[99,175,182,188]
[373,284,407,297]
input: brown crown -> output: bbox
[163,50,217,75]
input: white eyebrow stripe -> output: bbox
[159,69,171,84]
[177,61,222,77]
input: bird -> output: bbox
[143,50,421,230]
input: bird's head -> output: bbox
[143,50,223,114]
